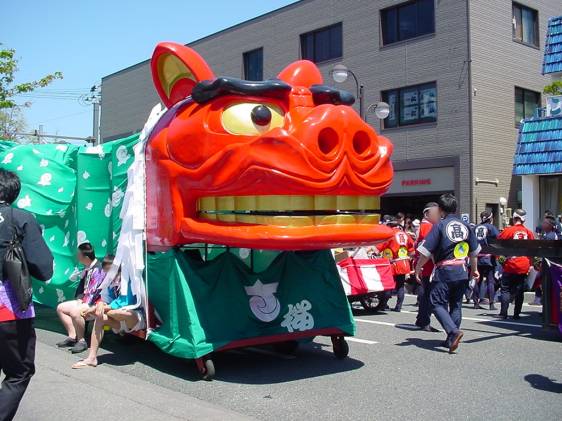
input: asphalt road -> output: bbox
[16,294,562,421]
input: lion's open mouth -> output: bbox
[197,195,380,226]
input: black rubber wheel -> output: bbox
[332,336,349,360]
[273,340,299,355]
[202,359,215,381]
[359,295,380,311]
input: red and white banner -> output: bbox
[337,257,395,296]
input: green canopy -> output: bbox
[0,135,139,307]
[147,249,355,359]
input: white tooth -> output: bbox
[314,195,337,210]
[257,196,286,211]
[357,196,380,210]
[288,195,314,210]
[216,196,235,211]
[337,196,358,210]
[217,214,236,222]
[270,216,313,227]
[235,196,256,211]
[357,214,380,224]
[315,215,356,225]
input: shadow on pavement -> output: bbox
[35,305,364,384]
[395,337,449,353]
[524,374,562,394]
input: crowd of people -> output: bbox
[364,194,560,353]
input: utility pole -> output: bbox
[81,84,101,145]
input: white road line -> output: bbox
[373,309,542,328]
[346,337,379,345]
[355,318,398,327]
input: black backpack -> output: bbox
[2,208,32,311]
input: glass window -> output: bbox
[381,7,398,45]
[539,176,561,223]
[512,3,538,47]
[514,87,541,125]
[382,82,437,128]
[417,0,435,34]
[398,2,417,41]
[300,23,343,63]
[243,48,263,81]
[381,0,435,46]
[383,90,399,128]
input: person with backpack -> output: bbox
[473,210,500,310]
[0,169,54,421]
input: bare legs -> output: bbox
[78,309,138,367]
[56,300,86,340]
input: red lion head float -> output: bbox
[145,42,394,251]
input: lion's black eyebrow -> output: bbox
[191,77,292,104]
[309,85,355,106]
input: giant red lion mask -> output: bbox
[145,42,394,250]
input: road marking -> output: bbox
[355,318,398,327]
[376,309,542,328]
[346,337,379,345]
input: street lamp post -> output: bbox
[330,64,365,120]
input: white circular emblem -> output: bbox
[445,221,469,242]
[475,226,488,241]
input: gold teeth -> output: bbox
[197,195,380,226]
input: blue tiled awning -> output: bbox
[513,116,562,175]
[542,16,562,75]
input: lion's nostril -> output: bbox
[318,127,339,155]
[352,131,371,155]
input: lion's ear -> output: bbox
[150,42,215,108]
[277,60,323,87]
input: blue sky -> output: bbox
[3,0,297,138]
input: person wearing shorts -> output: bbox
[55,243,104,354]
[72,274,144,369]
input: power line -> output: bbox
[39,109,91,123]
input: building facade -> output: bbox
[515,15,562,232]
[100,0,562,220]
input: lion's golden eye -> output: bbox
[221,103,285,135]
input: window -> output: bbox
[382,82,437,128]
[300,23,342,63]
[243,48,263,81]
[381,0,435,45]
[512,3,538,47]
[515,87,541,125]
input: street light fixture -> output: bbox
[367,102,391,120]
[330,63,365,120]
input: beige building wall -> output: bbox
[470,0,561,216]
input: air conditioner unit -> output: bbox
[546,95,562,117]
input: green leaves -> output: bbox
[543,81,562,96]
[0,43,63,110]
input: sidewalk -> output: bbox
[16,340,255,421]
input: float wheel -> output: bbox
[359,295,380,311]
[331,336,349,360]
[196,357,215,381]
